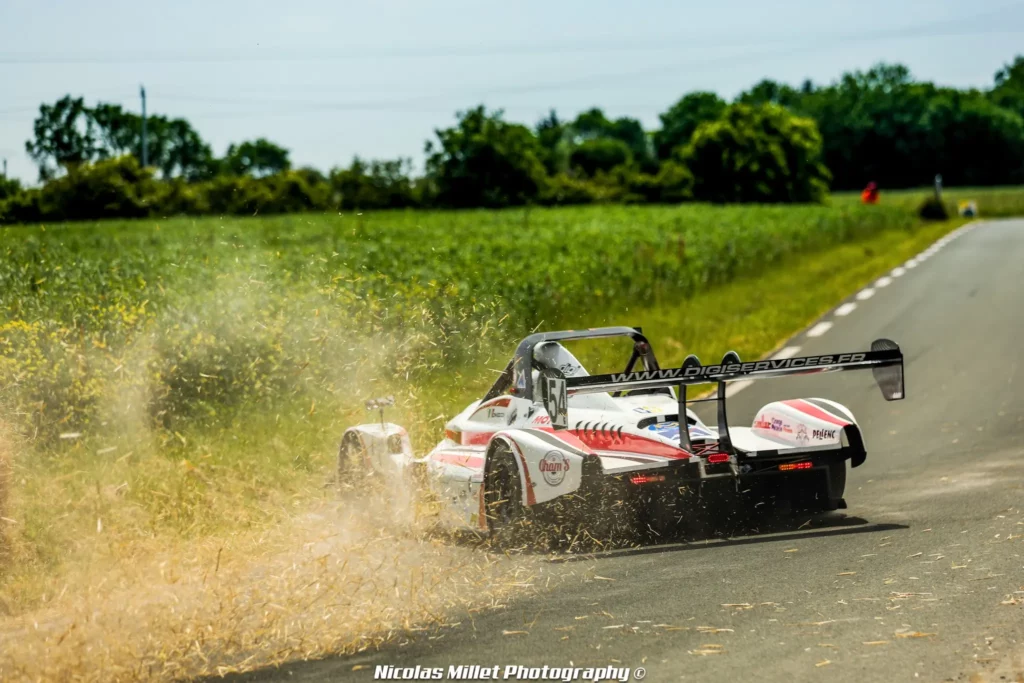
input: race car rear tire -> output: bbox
[827,460,847,500]
[484,444,531,548]
[791,460,847,513]
[822,459,847,509]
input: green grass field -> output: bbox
[0,191,1016,679]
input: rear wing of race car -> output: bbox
[540,338,904,454]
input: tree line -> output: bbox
[2,55,1023,223]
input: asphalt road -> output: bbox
[227,219,1024,683]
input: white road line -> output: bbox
[725,380,753,398]
[773,345,802,360]
[726,223,980,403]
[856,288,875,301]
[835,302,857,316]
[806,321,833,338]
[722,346,801,398]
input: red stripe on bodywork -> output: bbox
[431,452,485,469]
[465,426,686,457]
[462,430,495,446]
[783,399,850,427]
[538,429,596,455]
[572,430,690,459]
[480,398,511,408]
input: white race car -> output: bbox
[339,327,904,544]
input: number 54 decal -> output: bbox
[543,376,568,429]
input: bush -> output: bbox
[18,156,163,222]
[539,174,606,205]
[918,196,950,220]
[0,176,20,202]
[0,190,44,224]
[425,106,549,208]
[682,103,831,203]
[1,156,168,224]
[153,178,211,216]
[0,161,340,223]
[588,162,695,204]
[258,172,332,214]
[652,162,695,203]
[569,138,633,177]
[330,158,419,210]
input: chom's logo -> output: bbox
[538,450,570,486]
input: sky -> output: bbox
[1,0,1023,183]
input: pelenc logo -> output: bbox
[539,450,570,486]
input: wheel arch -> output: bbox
[484,435,536,507]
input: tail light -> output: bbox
[630,473,666,485]
[706,453,730,464]
[778,461,813,471]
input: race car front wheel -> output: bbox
[337,432,366,492]
[484,443,530,548]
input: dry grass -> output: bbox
[0,483,562,681]
[0,422,11,569]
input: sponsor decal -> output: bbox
[633,406,653,414]
[558,362,580,376]
[690,424,715,439]
[647,422,680,440]
[515,368,526,390]
[532,415,551,425]
[770,418,792,433]
[506,407,517,425]
[753,418,772,430]
[796,424,809,444]
[812,428,837,440]
[538,450,570,486]
[606,352,870,383]
[485,408,505,419]
[646,422,714,442]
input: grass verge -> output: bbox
[833,185,1024,218]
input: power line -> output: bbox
[0,3,1021,65]
[144,25,1019,118]
[0,5,1019,130]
